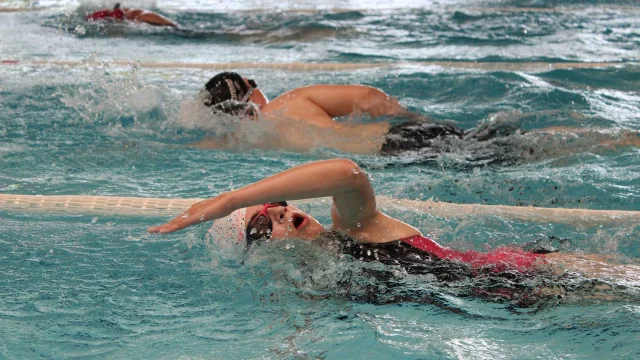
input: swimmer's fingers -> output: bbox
[148,223,182,234]
[147,214,196,232]
[148,213,197,234]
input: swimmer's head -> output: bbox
[209,208,247,250]
[114,3,121,9]
[209,202,324,250]
[202,72,257,108]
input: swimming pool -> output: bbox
[1,0,640,358]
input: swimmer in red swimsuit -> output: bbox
[86,3,179,27]
[148,158,638,292]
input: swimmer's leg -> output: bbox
[528,127,640,148]
[545,253,640,283]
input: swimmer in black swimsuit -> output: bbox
[148,159,640,306]
[192,72,640,167]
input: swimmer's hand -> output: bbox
[148,198,223,234]
[147,223,182,234]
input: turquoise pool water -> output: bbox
[1,0,640,358]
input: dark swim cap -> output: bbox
[202,72,251,110]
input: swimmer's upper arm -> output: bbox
[292,85,406,118]
[328,159,378,228]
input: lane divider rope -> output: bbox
[2,194,638,226]
[2,59,635,72]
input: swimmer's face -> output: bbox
[244,203,324,241]
[242,77,268,109]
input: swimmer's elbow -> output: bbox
[359,87,400,117]
[331,158,360,172]
[331,159,368,188]
[360,86,388,104]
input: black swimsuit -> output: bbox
[380,122,465,156]
[379,121,533,167]
[338,236,473,283]
[326,231,569,308]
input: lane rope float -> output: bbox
[2,194,638,226]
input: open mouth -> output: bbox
[292,213,306,230]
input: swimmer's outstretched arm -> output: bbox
[135,12,179,27]
[148,159,377,234]
[125,9,179,27]
[290,85,431,122]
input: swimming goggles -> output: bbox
[245,201,288,246]
[239,78,258,102]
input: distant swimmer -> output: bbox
[86,3,179,27]
[194,72,640,167]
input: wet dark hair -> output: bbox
[114,3,121,10]
[202,72,251,111]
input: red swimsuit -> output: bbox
[400,235,545,273]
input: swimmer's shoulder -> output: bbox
[261,96,334,124]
